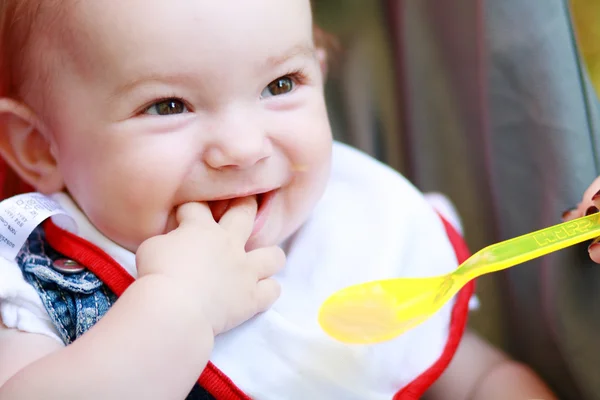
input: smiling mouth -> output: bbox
[208,191,272,222]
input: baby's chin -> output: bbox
[95,215,175,254]
[246,217,301,253]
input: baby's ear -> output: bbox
[0,99,64,194]
[316,48,328,81]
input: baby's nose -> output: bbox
[203,125,273,170]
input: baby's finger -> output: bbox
[176,202,214,226]
[589,238,600,264]
[247,246,286,279]
[254,278,282,313]
[219,196,258,241]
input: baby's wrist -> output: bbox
[134,274,216,338]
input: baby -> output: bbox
[0,1,555,399]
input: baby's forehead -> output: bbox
[53,0,315,78]
[64,1,313,46]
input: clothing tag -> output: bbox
[0,192,74,261]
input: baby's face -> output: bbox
[27,0,332,251]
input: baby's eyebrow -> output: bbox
[264,42,316,68]
[110,72,195,99]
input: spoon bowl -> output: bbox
[318,276,452,344]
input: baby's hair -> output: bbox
[0,0,74,106]
[0,1,28,96]
[0,0,64,98]
[313,25,340,59]
[0,1,49,197]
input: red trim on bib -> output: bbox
[43,220,250,400]
[198,363,251,400]
[43,220,134,296]
[393,216,475,399]
[43,214,474,400]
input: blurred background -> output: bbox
[312,0,600,398]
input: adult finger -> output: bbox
[592,191,600,213]
[561,206,579,222]
[584,176,600,205]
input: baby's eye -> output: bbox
[145,98,189,116]
[261,77,295,98]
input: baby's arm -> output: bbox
[425,330,555,400]
[0,198,284,399]
[0,276,215,399]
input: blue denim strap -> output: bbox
[16,227,117,344]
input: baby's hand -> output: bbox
[136,196,285,335]
[562,176,600,263]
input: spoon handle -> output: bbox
[454,213,600,279]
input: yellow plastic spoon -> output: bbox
[318,212,600,344]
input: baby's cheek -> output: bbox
[89,201,167,252]
[70,174,167,251]
[288,171,327,228]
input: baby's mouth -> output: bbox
[208,192,269,223]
